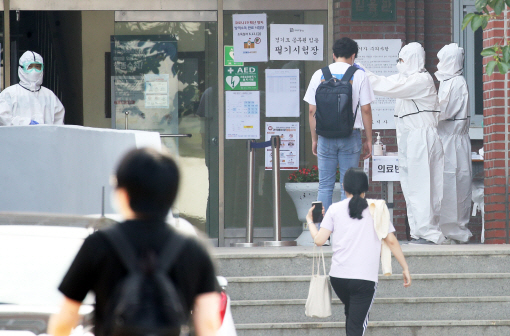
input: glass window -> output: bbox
[458,3,483,128]
[113,21,219,237]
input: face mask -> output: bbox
[26,71,43,83]
[110,190,123,218]
[396,62,406,74]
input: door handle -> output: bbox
[160,134,192,138]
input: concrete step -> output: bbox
[235,320,510,336]
[230,297,510,324]
[226,273,510,300]
[214,245,510,277]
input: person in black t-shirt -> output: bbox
[48,148,220,336]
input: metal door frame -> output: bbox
[111,0,332,247]
[453,0,484,140]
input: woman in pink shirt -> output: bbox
[307,168,411,336]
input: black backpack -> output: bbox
[314,65,359,138]
[101,226,188,336]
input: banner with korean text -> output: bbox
[270,24,323,61]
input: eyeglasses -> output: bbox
[20,62,44,73]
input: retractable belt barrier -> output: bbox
[235,135,297,247]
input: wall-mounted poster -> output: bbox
[111,35,178,134]
[355,39,402,130]
[265,69,300,117]
[232,14,268,62]
[264,122,299,170]
[270,24,323,61]
[225,91,260,139]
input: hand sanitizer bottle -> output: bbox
[373,132,384,156]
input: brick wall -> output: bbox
[334,0,409,238]
[482,9,510,244]
[333,0,483,242]
[424,1,452,82]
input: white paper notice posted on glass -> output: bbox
[144,74,170,109]
[355,39,402,130]
[270,24,323,61]
[232,14,268,63]
[226,91,260,139]
[372,156,400,182]
[265,122,299,170]
[266,69,300,117]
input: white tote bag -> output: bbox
[305,247,332,318]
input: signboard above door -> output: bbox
[351,0,396,22]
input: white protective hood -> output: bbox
[397,42,426,77]
[18,51,44,92]
[435,43,464,82]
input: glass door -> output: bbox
[112,19,219,238]
[222,10,328,245]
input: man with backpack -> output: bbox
[304,37,375,222]
[48,148,220,336]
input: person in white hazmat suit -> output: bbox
[0,51,65,126]
[360,42,445,244]
[434,43,473,243]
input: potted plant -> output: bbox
[285,166,342,246]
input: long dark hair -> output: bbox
[343,168,369,219]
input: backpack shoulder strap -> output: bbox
[157,230,188,272]
[341,66,358,83]
[101,225,139,273]
[321,66,333,81]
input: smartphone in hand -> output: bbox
[312,201,323,223]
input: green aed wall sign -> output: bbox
[224,66,259,91]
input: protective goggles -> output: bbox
[19,61,44,73]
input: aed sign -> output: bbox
[224,66,259,91]
[372,155,400,182]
